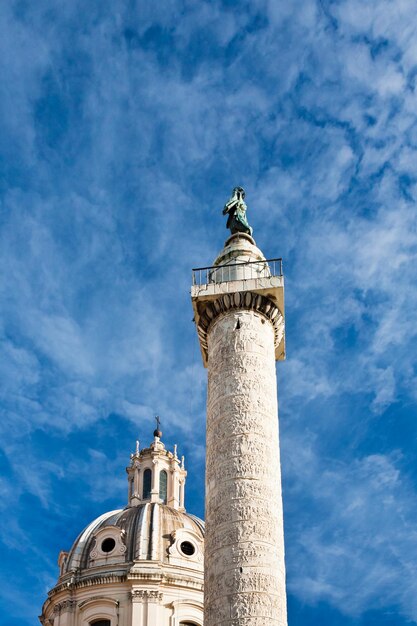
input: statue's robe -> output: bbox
[227,205,253,236]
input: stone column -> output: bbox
[205,308,287,626]
[191,233,287,626]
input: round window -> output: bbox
[180,541,195,556]
[101,537,116,553]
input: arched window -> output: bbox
[143,468,152,499]
[159,470,168,504]
[180,623,198,626]
[90,621,111,626]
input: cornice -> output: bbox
[48,572,128,598]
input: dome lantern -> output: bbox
[126,427,187,510]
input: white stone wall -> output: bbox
[42,582,204,626]
[205,308,287,626]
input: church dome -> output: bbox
[41,432,205,626]
[61,502,204,576]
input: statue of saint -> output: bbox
[222,187,253,236]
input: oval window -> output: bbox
[101,537,116,553]
[180,541,195,556]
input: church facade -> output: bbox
[40,190,287,626]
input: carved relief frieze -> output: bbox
[209,570,280,598]
[206,476,276,507]
[206,413,277,441]
[206,512,282,546]
[205,446,277,471]
[206,499,276,527]
[206,432,278,461]
[207,590,286,620]
[207,456,274,483]
[205,308,287,626]
[209,541,281,569]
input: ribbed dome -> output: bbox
[63,502,204,575]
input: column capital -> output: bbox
[194,291,284,366]
[131,589,163,603]
[53,599,76,613]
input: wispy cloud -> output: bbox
[1,1,417,625]
[285,441,417,621]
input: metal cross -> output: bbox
[155,415,161,430]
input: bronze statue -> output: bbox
[222,187,253,236]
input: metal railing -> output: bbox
[192,258,283,287]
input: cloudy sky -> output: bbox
[1,1,417,624]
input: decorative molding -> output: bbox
[196,291,284,358]
[127,571,163,582]
[131,589,147,601]
[148,590,164,603]
[131,589,163,603]
[168,528,203,568]
[78,595,119,610]
[163,576,204,591]
[168,598,204,626]
[90,525,127,560]
[169,598,204,610]
[53,599,76,613]
[74,573,127,588]
[127,570,203,590]
[48,573,128,598]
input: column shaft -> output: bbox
[205,308,287,626]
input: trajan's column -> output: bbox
[191,187,287,626]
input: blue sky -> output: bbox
[1,0,417,624]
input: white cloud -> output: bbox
[284,439,417,620]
